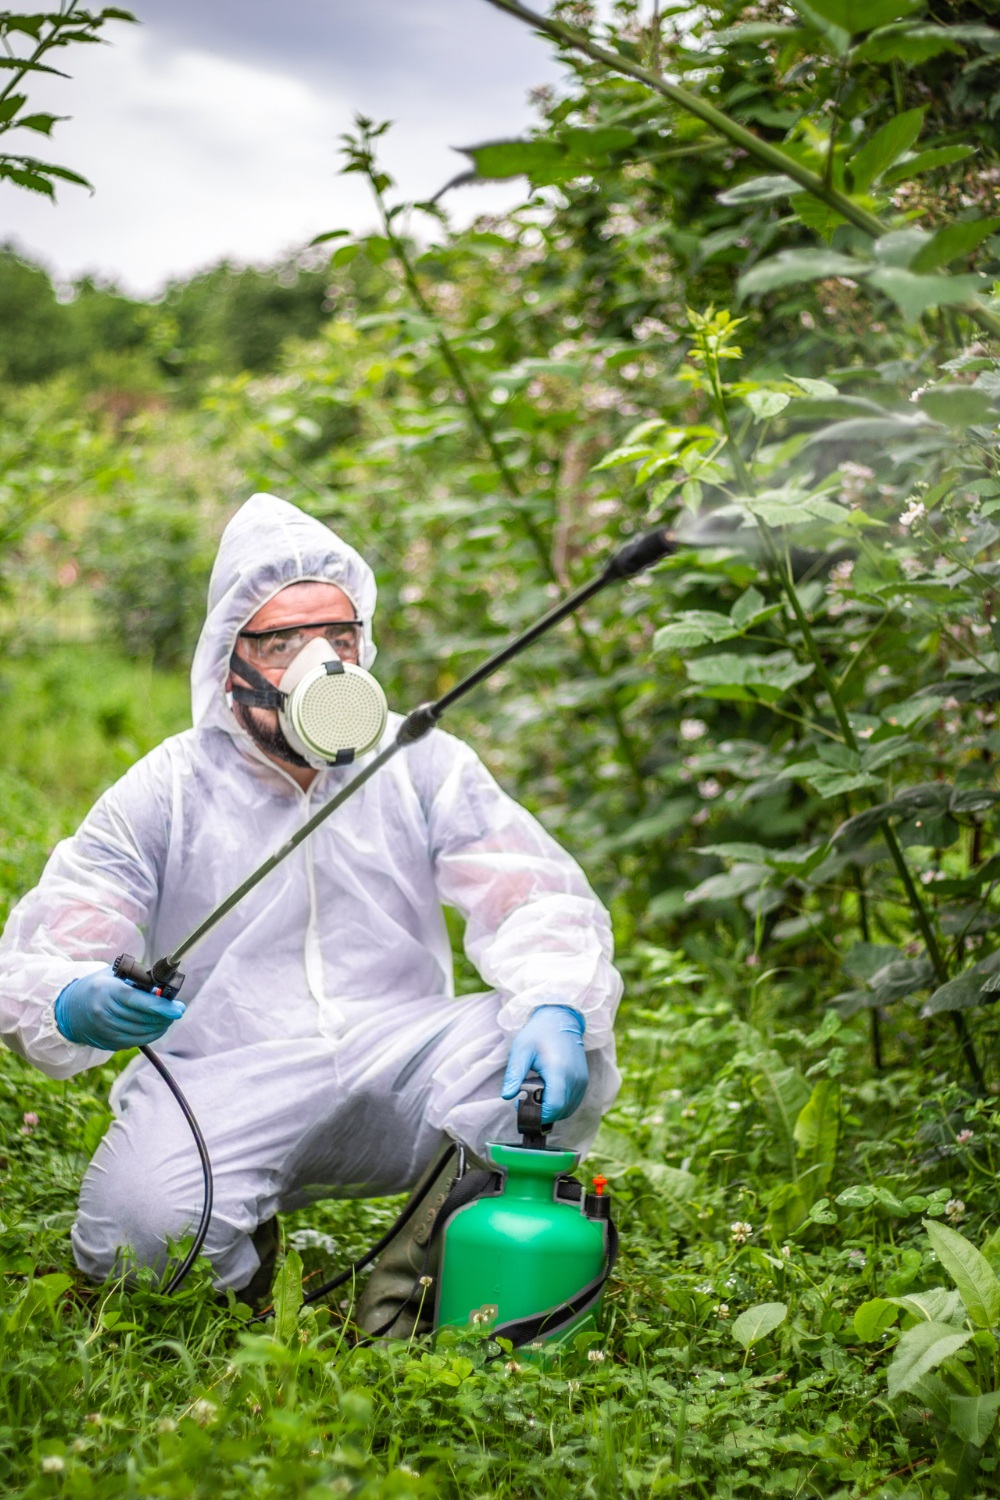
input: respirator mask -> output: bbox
[228,618,388,770]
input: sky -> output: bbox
[0,0,565,295]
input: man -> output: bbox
[0,493,622,1325]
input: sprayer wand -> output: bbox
[114,526,676,999]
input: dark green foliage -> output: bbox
[82,498,214,667]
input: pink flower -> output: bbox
[21,1111,38,1136]
[956,1130,974,1145]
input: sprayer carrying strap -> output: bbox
[365,1167,500,1342]
[229,650,286,711]
[488,1218,619,1352]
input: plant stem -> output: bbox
[850,863,882,1070]
[711,380,985,1091]
[358,147,648,801]
[481,0,1000,342]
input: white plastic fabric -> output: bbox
[0,493,623,1287]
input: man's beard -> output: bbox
[234,702,312,770]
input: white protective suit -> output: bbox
[0,493,622,1290]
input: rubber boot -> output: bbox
[355,1137,487,1340]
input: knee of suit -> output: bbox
[71,1123,209,1284]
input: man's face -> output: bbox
[229,581,359,769]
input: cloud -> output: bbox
[0,2,563,293]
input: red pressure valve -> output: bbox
[592,1174,608,1198]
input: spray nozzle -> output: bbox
[603,527,678,580]
[517,1072,552,1149]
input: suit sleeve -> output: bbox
[0,746,174,1079]
[416,731,622,1049]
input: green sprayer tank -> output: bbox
[434,1141,609,1348]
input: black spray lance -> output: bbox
[114,527,678,1292]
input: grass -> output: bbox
[0,648,998,1498]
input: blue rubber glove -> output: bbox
[502,1004,588,1125]
[54,965,185,1051]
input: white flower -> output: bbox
[698,777,722,800]
[680,718,708,741]
[156,1418,177,1434]
[504,1360,522,1375]
[900,501,927,529]
[587,1348,606,1362]
[716,1303,730,1318]
[41,1456,64,1473]
[781,1245,791,1260]
[730,1220,753,1245]
[190,1399,218,1427]
[946,1198,966,1225]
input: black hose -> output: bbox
[138,1044,214,1294]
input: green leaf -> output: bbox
[461,138,566,181]
[717,174,798,205]
[861,736,911,773]
[0,92,26,124]
[793,1079,840,1189]
[686,863,772,902]
[869,957,934,1001]
[848,109,924,193]
[560,124,636,156]
[837,1184,876,1208]
[911,218,1000,273]
[917,383,998,426]
[17,113,59,136]
[842,943,901,983]
[923,1219,1000,1328]
[653,611,738,651]
[731,1302,788,1349]
[921,969,986,1017]
[751,1055,812,1155]
[831,803,894,850]
[743,390,791,421]
[309,228,351,246]
[801,0,920,32]
[882,145,976,185]
[730,585,780,629]
[887,1320,973,1398]
[273,1249,304,1342]
[685,651,813,704]
[855,1297,900,1340]
[864,268,986,321]
[786,759,882,797]
[331,242,359,267]
[950,1390,1000,1447]
[738,248,860,298]
[854,21,970,62]
[787,375,839,398]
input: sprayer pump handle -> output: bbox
[604,527,677,581]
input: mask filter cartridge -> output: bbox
[229,634,388,769]
[278,637,388,766]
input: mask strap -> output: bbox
[229,650,286,710]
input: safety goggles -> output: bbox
[237,619,363,669]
